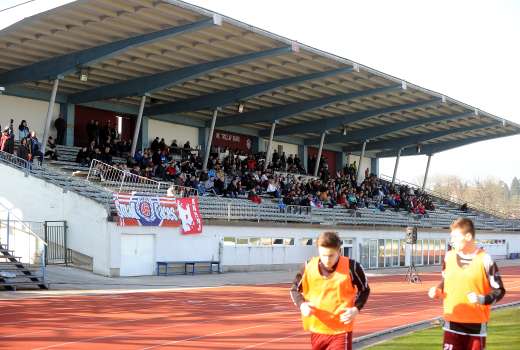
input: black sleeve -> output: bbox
[290,263,306,309]
[349,259,370,311]
[437,257,446,291]
[483,262,506,305]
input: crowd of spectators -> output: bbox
[1,115,435,216]
[0,117,63,165]
[75,119,131,166]
[105,135,435,216]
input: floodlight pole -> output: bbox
[313,131,326,177]
[391,148,402,186]
[264,121,277,171]
[422,154,432,190]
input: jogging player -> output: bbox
[290,231,370,350]
[428,217,506,350]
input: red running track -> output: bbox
[2,266,520,350]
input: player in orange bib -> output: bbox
[290,231,370,350]
[428,218,506,350]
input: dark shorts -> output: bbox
[311,332,352,350]
[443,331,486,350]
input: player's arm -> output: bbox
[289,263,306,308]
[428,257,445,299]
[481,255,506,305]
[349,259,370,311]
[290,262,316,317]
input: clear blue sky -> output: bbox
[2,0,519,186]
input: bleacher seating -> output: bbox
[1,144,518,231]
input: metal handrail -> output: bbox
[0,149,34,175]
[0,202,47,246]
[380,174,510,219]
[86,159,198,197]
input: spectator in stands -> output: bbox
[101,146,113,165]
[54,114,66,145]
[91,147,102,161]
[183,141,191,158]
[226,179,239,198]
[159,138,166,151]
[86,120,96,143]
[27,131,43,165]
[17,137,30,161]
[248,189,262,204]
[4,119,15,154]
[0,127,12,153]
[150,137,160,152]
[266,178,281,198]
[99,121,109,146]
[75,147,91,166]
[280,152,286,170]
[45,136,59,160]
[18,120,30,141]
[108,120,117,141]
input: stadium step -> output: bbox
[0,244,49,291]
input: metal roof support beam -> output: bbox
[274,98,441,137]
[376,131,519,158]
[131,95,147,157]
[145,66,354,115]
[203,108,220,171]
[68,46,292,104]
[356,140,367,183]
[0,18,218,86]
[314,131,326,176]
[304,111,474,145]
[264,121,277,171]
[391,148,402,186]
[219,84,402,128]
[422,154,432,190]
[342,122,499,153]
[41,78,60,156]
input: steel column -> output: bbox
[313,132,326,176]
[203,108,219,171]
[422,154,432,190]
[41,78,60,155]
[356,140,367,182]
[391,148,403,186]
[130,95,147,157]
[264,121,277,171]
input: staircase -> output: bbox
[0,244,48,291]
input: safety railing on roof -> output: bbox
[379,174,511,220]
[86,159,198,197]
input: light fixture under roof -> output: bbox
[79,67,89,82]
[238,102,245,114]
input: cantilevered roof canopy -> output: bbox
[0,0,518,157]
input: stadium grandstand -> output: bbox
[1,0,520,284]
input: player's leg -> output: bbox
[443,331,466,350]
[467,335,485,350]
[311,333,326,350]
[324,332,350,350]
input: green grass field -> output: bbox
[367,307,520,349]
